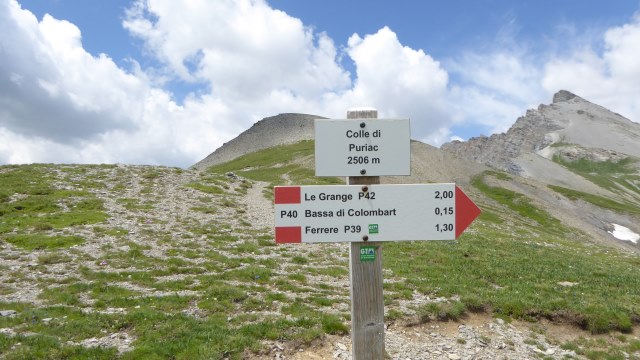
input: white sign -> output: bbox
[314,119,410,176]
[274,184,480,243]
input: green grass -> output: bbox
[416,301,467,322]
[553,154,637,177]
[0,164,109,239]
[385,165,640,334]
[185,182,225,195]
[0,334,118,360]
[471,171,566,235]
[0,285,15,296]
[5,234,85,250]
[561,336,640,360]
[208,140,316,175]
[190,205,218,214]
[385,227,640,333]
[206,140,343,199]
[0,304,129,342]
[548,185,640,214]
[1,291,347,359]
[552,153,640,197]
[379,170,640,335]
[116,197,155,211]
[37,252,73,265]
[93,226,129,237]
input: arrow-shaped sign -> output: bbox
[454,185,481,238]
[274,183,480,243]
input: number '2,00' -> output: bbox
[435,190,453,199]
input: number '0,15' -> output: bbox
[435,190,453,199]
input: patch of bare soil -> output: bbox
[248,312,640,359]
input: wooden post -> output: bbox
[347,108,385,359]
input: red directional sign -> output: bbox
[454,186,481,238]
[274,184,480,243]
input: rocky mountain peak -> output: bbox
[552,90,579,103]
[441,90,640,175]
[192,113,324,169]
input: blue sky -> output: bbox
[1,0,640,166]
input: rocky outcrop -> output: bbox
[441,90,640,175]
[552,89,577,103]
[440,106,562,174]
[192,113,325,170]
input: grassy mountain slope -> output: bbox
[1,142,640,359]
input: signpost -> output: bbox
[273,108,480,360]
[274,184,480,243]
[315,118,410,176]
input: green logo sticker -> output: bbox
[368,224,379,234]
[360,246,376,262]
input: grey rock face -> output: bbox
[552,89,578,103]
[440,107,561,173]
[441,90,640,175]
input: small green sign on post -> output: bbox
[360,246,377,262]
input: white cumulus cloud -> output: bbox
[123,0,351,100]
[122,1,453,150]
[2,0,639,167]
[0,2,145,141]
[0,0,238,166]
[543,14,640,122]
[343,27,451,143]
[445,46,548,138]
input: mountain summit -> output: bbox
[441,90,640,175]
[440,90,640,253]
[192,113,324,170]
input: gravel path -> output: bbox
[241,180,274,230]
